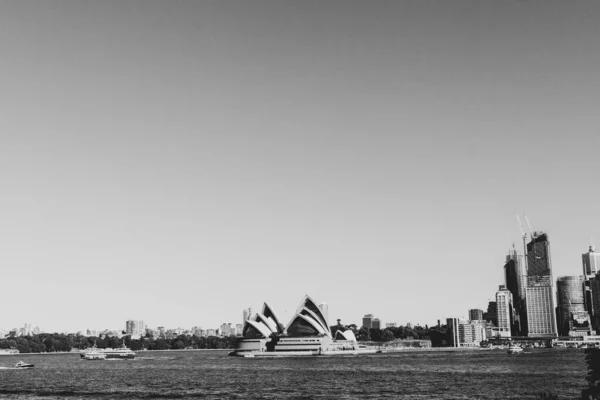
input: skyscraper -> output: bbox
[496,285,513,338]
[525,232,557,337]
[504,249,527,335]
[583,245,600,316]
[362,314,373,329]
[583,245,600,277]
[556,276,588,336]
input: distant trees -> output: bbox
[0,333,239,354]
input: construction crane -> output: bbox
[524,215,536,240]
[516,214,528,270]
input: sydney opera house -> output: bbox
[232,295,366,357]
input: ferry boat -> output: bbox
[80,342,136,359]
[83,351,107,360]
[507,344,523,354]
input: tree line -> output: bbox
[0,333,238,353]
[331,323,450,347]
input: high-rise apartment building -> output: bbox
[362,314,373,329]
[496,285,513,338]
[556,276,587,336]
[525,232,557,337]
[126,320,146,338]
[469,309,484,321]
[371,318,381,329]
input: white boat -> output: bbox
[13,361,34,369]
[507,344,523,354]
[80,342,136,359]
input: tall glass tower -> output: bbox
[525,232,557,337]
[504,249,527,335]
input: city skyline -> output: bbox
[2,1,600,332]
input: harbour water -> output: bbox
[0,348,587,399]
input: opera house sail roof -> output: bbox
[241,295,330,339]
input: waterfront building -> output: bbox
[469,309,483,321]
[556,276,589,336]
[446,318,486,347]
[526,232,558,337]
[505,249,527,335]
[362,314,373,329]
[496,285,513,338]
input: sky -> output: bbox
[1,0,600,333]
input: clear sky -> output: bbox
[1,0,600,333]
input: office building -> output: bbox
[589,272,600,331]
[583,245,600,277]
[469,309,484,321]
[496,285,513,338]
[362,314,373,329]
[556,276,587,336]
[525,232,557,337]
[583,246,600,316]
[504,249,527,335]
[484,302,497,326]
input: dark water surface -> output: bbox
[0,349,587,399]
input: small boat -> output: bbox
[507,344,523,354]
[243,353,255,358]
[13,361,34,369]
